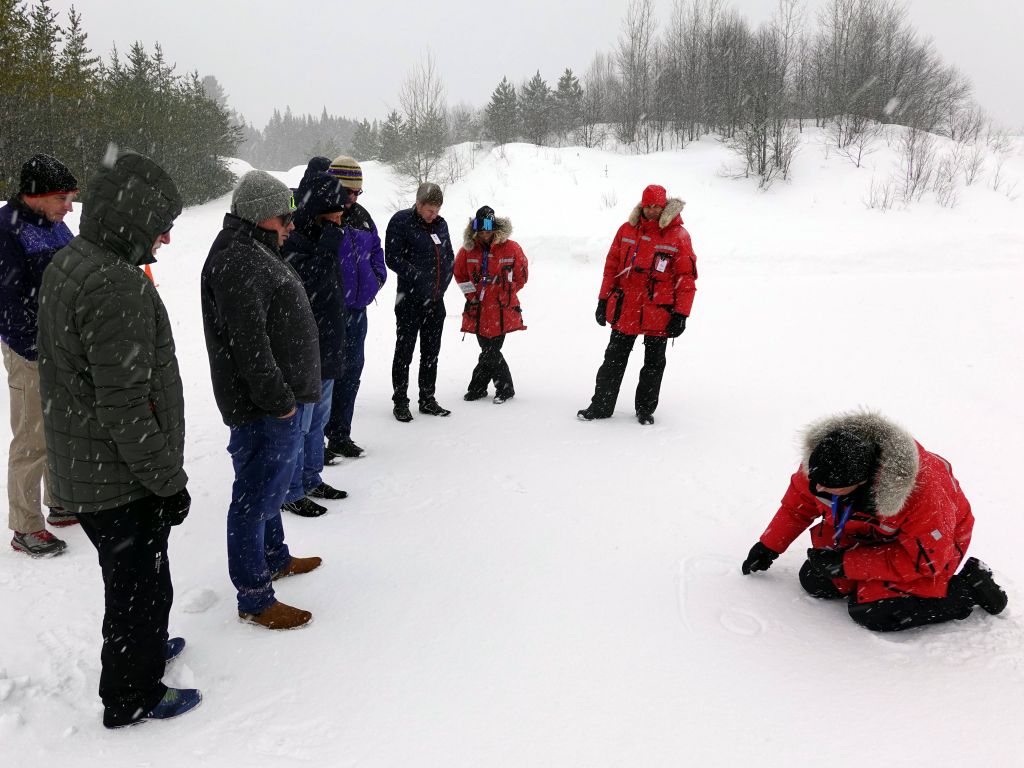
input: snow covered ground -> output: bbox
[2,129,1023,766]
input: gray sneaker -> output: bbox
[11,529,67,557]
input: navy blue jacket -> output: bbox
[384,207,455,305]
[282,221,347,380]
[0,198,74,359]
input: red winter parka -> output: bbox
[759,412,974,604]
[599,198,697,336]
[454,217,528,339]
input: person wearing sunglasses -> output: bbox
[202,170,323,631]
[741,410,1008,632]
[454,206,529,404]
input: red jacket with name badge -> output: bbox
[599,198,697,336]
[454,217,528,339]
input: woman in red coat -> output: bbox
[453,206,528,404]
[578,184,697,425]
[741,410,1008,631]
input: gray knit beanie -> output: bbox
[415,182,443,207]
[231,170,294,224]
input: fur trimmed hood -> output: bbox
[462,216,513,250]
[628,197,685,229]
[800,410,920,518]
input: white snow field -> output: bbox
[2,130,1023,767]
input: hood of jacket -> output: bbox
[461,216,513,250]
[800,410,920,518]
[78,152,182,266]
[627,197,685,230]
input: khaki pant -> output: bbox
[3,342,53,533]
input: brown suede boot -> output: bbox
[238,600,313,630]
[272,555,323,581]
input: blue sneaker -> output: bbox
[144,688,202,722]
[166,637,186,662]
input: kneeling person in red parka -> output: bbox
[577,184,697,426]
[741,410,1007,632]
[454,206,528,404]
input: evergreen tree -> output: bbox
[485,76,519,145]
[519,71,552,145]
[378,109,406,164]
[351,118,380,161]
[552,68,584,144]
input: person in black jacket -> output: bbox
[280,167,349,517]
[384,182,455,421]
[201,170,323,631]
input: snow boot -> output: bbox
[165,637,186,662]
[463,390,488,401]
[960,557,1008,615]
[273,555,323,581]
[46,507,79,527]
[239,600,312,630]
[11,529,67,557]
[281,498,328,518]
[393,404,414,422]
[418,399,451,417]
[576,407,610,421]
[493,393,514,405]
[636,411,655,426]
[307,482,348,500]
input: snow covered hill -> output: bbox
[2,130,1023,767]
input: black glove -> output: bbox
[741,541,780,574]
[665,313,687,338]
[158,487,192,527]
[595,299,608,327]
[807,548,845,578]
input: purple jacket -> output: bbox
[338,203,386,310]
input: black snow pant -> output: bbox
[78,496,172,727]
[467,334,514,399]
[588,329,668,417]
[799,559,975,632]
[392,297,445,406]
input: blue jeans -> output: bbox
[226,413,301,614]
[327,309,367,442]
[286,379,334,503]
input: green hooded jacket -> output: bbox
[38,151,187,513]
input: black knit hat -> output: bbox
[20,154,78,196]
[807,429,879,488]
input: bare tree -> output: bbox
[615,0,657,148]
[394,52,449,185]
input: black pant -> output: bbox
[392,297,445,405]
[588,330,668,417]
[78,496,172,727]
[799,559,975,632]
[467,335,514,398]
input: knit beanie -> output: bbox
[295,156,331,205]
[327,155,363,191]
[807,429,879,489]
[231,170,295,224]
[20,154,79,196]
[641,184,667,208]
[416,182,443,207]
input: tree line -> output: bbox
[1,0,238,204]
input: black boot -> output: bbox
[577,407,610,421]
[281,498,328,518]
[393,404,414,422]
[307,482,348,500]
[636,411,655,425]
[418,399,451,417]
[326,438,364,460]
[960,557,1008,614]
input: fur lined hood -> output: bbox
[800,410,920,518]
[462,216,513,250]
[627,197,685,229]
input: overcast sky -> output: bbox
[51,0,1024,130]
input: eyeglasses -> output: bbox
[347,187,363,197]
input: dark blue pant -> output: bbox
[327,309,367,442]
[286,379,334,502]
[226,413,301,614]
[392,297,445,406]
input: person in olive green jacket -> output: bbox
[37,151,201,729]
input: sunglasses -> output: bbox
[347,187,363,197]
[279,212,294,226]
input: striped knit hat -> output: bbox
[327,155,363,191]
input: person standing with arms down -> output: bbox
[577,184,697,426]
[202,170,323,630]
[1,154,80,556]
[453,205,529,404]
[385,182,455,422]
[38,151,200,727]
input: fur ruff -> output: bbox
[628,197,685,229]
[800,409,920,518]
[462,216,513,250]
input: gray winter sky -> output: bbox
[51,0,1024,130]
